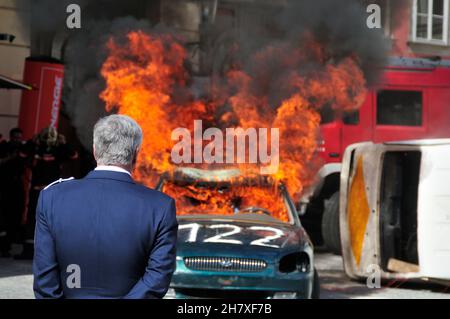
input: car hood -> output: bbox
[176,216,311,259]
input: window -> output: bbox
[377,90,423,126]
[343,110,360,125]
[379,151,421,270]
[412,0,449,45]
[319,106,336,124]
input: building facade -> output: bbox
[1,0,450,140]
[387,0,450,58]
[0,0,30,139]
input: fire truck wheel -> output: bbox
[311,268,320,299]
[321,192,342,255]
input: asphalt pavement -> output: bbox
[0,252,449,299]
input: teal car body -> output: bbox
[158,169,319,299]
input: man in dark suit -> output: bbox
[33,115,178,299]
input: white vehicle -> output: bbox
[339,139,450,284]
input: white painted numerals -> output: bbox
[178,223,201,242]
[178,223,284,248]
[204,224,243,245]
[249,227,285,248]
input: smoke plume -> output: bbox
[18,0,406,149]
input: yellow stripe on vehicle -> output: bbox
[347,156,370,267]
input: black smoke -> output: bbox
[17,0,408,148]
[63,17,161,147]
[18,0,155,146]
[18,0,147,33]
[209,0,391,101]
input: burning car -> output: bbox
[157,168,319,299]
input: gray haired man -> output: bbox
[33,115,178,299]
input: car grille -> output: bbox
[184,257,267,272]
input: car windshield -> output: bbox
[162,180,292,223]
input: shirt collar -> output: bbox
[95,165,132,177]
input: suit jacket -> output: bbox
[33,170,178,299]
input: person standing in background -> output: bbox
[15,127,78,260]
[0,128,27,257]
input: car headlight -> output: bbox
[279,252,310,273]
[296,252,310,273]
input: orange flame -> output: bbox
[100,30,367,216]
[162,182,289,223]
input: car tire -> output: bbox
[321,192,342,255]
[311,268,320,299]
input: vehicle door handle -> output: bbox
[329,153,340,158]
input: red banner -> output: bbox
[18,59,65,140]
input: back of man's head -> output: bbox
[93,115,143,169]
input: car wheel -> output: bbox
[311,268,320,299]
[321,192,342,255]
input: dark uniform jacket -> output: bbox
[33,170,178,299]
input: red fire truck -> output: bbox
[301,57,450,254]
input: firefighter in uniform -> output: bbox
[15,127,77,260]
[0,128,27,257]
